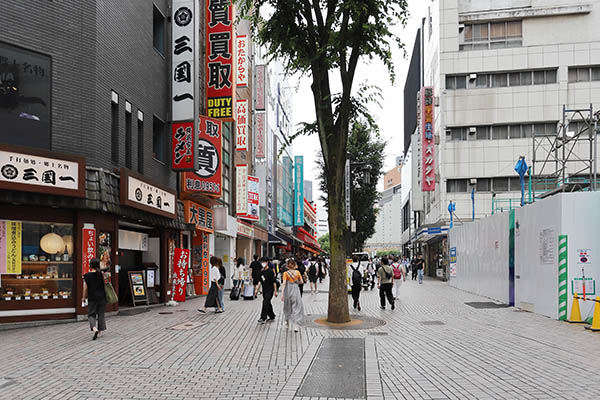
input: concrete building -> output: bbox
[383,165,402,190]
[403,0,600,278]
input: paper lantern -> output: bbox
[62,235,74,256]
[40,232,65,254]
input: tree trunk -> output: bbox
[327,164,350,323]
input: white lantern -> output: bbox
[40,233,65,255]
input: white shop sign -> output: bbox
[0,150,79,190]
[126,175,176,217]
[171,0,197,121]
[118,229,149,252]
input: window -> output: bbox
[446,69,557,90]
[153,6,165,55]
[476,178,491,191]
[125,107,132,169]
[569,66,600,83]
[509,125,521,139]
[476,126,489,140]
[509,72,520,86]
[546,69,557,84]
[450,127,466,141]
[152,116,166,163]
[446,122,557,141]
[521,124,532,138]
[521,71,532,85]
[456,75,466,89]
[509,177,522,192]
[592,67,600,81]
[476,74,489,88]
[578,67,590,82]
[492,177,509,192]
[460,20,522,51]
[446,75,455,90]
[492,125,508,140]
[534,70,545,85]
[447,179,468,193]
[111,100,119,164]
[137,118,144,174]
[492,73,507,87]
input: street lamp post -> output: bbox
[345,160,372,257]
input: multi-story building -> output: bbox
[403,0,600,278]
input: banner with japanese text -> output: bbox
[255,112,266,158]
[236,164,248,215]
[421,86,435,191]
[171,0,197,121]
[171,121,196,170]
[0,220,22,274]
[255,65,266,111]
[183,200,215,233]
[206,0,234,119]
[172,248,190,302]
[181,116,223,197]
[236,99,248,151]
[82,226,96,276]
[0,221,6,274]
[236,35,248,87]
[294,156,304,226]
[239,175,259,221]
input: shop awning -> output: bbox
[268,232,288,245]
[300,244,320,255]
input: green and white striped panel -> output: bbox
[558,235,568,321]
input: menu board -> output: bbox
[128,271,149,306]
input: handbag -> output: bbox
[103,273,118,304]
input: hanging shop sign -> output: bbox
[82,225,96,276]
[255,112,266,159]
[206,0,234,119]
[421,86,435,191]
[0,220,22,275]
[120,168,176,219]
[236,35,248,87]
[181,116,223,197]
[0,145,85,198]
[118,229,149,252]
[294,156,304,226]
[171,0,198,122]
[239,175,259,221]
[236,164,248,216]
[171,121,196,171]
[183,200,215,233]
[255,64,266,111]
[236,99,248,151]
[237,220,254,238]
[172,248,190,302]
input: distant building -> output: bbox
[304,180,313,203]
[383,165,402,190]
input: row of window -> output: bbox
[447,177,524,193]
[446,122,557,141]
[110,93,145,173]
[568,66,600,83]
[460,21,522,51]
[446,69,557,90]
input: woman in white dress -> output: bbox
[280,259,305,332]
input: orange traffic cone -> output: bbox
[585,296,600,332]
[567,293,586,323]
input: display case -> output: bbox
[1,261,73,302]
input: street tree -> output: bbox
[237,0,409,323]
[317,233,330,254]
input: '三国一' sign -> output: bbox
[0,145,85,197]
[120,169,176,219]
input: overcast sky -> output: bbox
[288,2,430,224]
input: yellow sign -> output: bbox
[223,255,229,263]
[6,221,22,274]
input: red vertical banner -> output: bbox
[82,227,96,276]
[421,86,435,191]
[206,0,234,119]
[173,248,190,302]
[171,121,195,170]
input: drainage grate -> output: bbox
[465,302,510,309]
[297,338,366,399]
[368,332,389,336]
[420,320,445,326]
[158,311,174,315]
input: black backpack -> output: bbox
[351,262,362,286]
[309,262,317,276]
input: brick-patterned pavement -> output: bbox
[1,278,600,399]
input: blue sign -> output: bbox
[294,156,304,226]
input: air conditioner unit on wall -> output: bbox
[469,73,477,80]
[469,127,477,134]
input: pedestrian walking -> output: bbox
[416,253,425,284]
[349,256,363,311]
[391,256,405,299]
[280,259,305,332]
[296,258,308,296]
[258,257,278,324]
[83,258,106,340]
[308,257,319,295]
[411,255,418,280]
[199,256,223,313]
[232,257,245,288]
[249,255,263,297]
[377,257,395,310]
[217,257,227,311]
[367,259,376,290]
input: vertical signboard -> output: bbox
[2,221,21,274]
[206,0,234,119]
[236,35,248,87]
[236,164,248,215]
[171,0,197,121]
[240,175,260,221]
[255,65,266,111]
[255,112,266,158]
[236,99,248,151]
[345,159,351,227]
[294,156,304,226]
[0,221,6,274]
[82,226,96,276]
[421,86,435,191]
[172,248,190,302]
[171,121,195,170]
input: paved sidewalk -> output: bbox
[1,278,600,399]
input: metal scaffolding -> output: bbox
[532,104,598,198]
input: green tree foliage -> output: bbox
[237,0,408,323]
[317,233,330,254]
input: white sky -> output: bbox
[289,2,430,222]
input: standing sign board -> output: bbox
[206,0,234,119]
[172,248,190,302]
[128,271,149,306]
[421,87,435,191]
[294,156,304,226]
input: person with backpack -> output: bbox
[377,257,395,310]
[349,255,363,311]
[391,256,406,299]
[308,257,319,295]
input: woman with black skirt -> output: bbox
[199,256,223,313]
[83,258,106,340]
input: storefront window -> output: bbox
[1,221,73,302]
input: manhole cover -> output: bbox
[159,312,174,315]
[167,321,208,330]
[368,332,389,336]
[176,309,189,312]
[420,320,445,326]
[298,314,385,330]
[465,302,510,309]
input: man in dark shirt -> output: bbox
[258,257,277,324]
[416,254,425,284]
[249,255,263,297]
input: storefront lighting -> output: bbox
[40,231,65,255]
